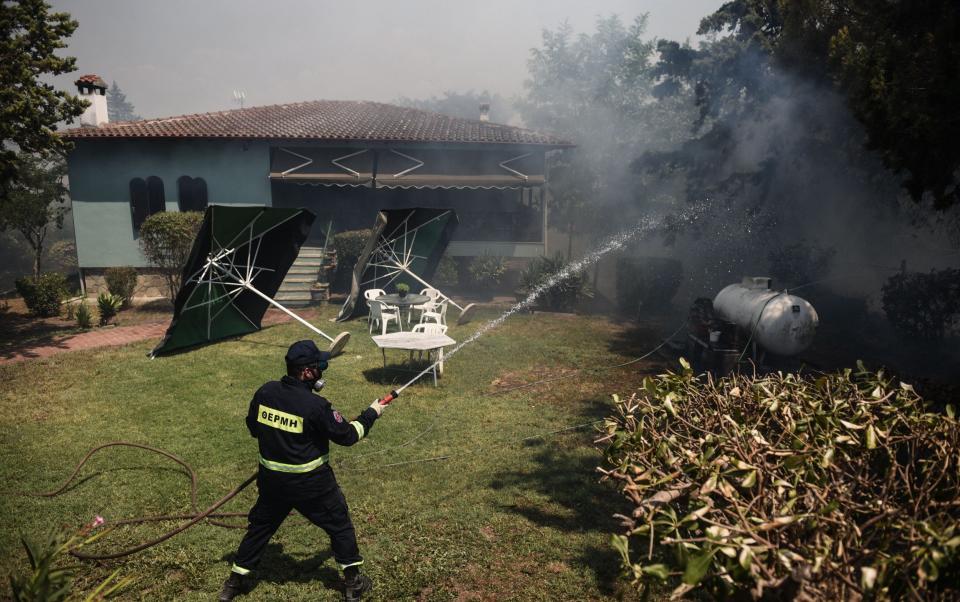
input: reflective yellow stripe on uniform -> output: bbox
[350,421,365,439]
[338,560,364,570]
[231,563,250,575]
[258,453,329,473]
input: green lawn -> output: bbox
[0,304,671,601]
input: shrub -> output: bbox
[104,267,138,308]
[519,253,592,311]
[467,253,507,288]
[76,302,92,329]
[138,211,204,301]
[15,273,68,317]
[97,292,123,325]
[882,268,960,341]
[433,255,459,287]
[615,256,682,316]
[332,229,373,291]
[395,283,410,295]
[600,361,960,600]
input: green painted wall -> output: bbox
[67,139,270,267]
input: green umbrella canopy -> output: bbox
[151,205,316,357]
[337,208,458,321]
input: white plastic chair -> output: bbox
[363,288,386,305]
[419,298,448,326]
[413,288,441,321]
[412,322,448,335]
[410,322,448,367]
[364,288,387,331]
[369,300,399,335]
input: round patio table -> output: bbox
[376,293,431,329]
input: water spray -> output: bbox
[375,218,661,401]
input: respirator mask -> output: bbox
[306,360,328,392]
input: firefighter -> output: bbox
[219,340,386,602]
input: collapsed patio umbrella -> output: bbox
[336,208,476,324]
[150,205,350,358]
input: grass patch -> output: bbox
[0,304,670,600]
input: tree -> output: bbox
[636,7,922,289]
[697,0,960,209]
[0,0,85,200]
[107,80,141,122]
[138,211,204,301]
[0,153,68,278]
[517,16,682,255]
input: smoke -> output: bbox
[499,17,959,371]
[622,48,960,314]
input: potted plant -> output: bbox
[395,283,410,299]
[310,281,329,304]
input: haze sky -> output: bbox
[48,0,723,120]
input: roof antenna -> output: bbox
[232,90,246,109]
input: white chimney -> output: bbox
[479,103,490,122]
[75,74,109,127]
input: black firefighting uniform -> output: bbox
[229,375,379,576]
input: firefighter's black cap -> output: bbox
[285,340,330,369]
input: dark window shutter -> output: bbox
[194,178,208,211]
[177,176,208,212]
[129,177,148,233]
[146,176,166,215]
[177,176,193,211]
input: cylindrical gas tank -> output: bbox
[713,277,819,356]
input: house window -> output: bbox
[177,176,208,212]
[129,176,166,233]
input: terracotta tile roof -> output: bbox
[60,99,572,147]
[75,74,107,88]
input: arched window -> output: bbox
[130,176,166,234]
[177,176,208,212]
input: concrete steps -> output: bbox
[276,245,332,307]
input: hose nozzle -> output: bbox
[379,390,399,405]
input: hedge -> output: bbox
[599,361,959,600]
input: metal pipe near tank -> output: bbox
[713,277,819,356]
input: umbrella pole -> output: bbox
[243,282,335,343]
[399,268,465,312]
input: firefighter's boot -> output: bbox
[343,572,372,602]
[218,572,250,601]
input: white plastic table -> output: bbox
[371,332,456,386]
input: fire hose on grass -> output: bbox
[24,322,676,561]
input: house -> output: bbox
[60,75,572,298]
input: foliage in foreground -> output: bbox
[15,273,68,317]
[599,361,960,600]
[137,211,203,301]
[9,517,130,602]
